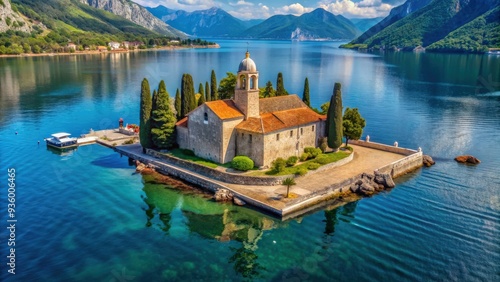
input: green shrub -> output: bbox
[231,156,254,171]
[286,156,298,167]
[271,157,286,173]
[320,142,328,153]
[123,138,135,145]
[344,145,354,152]
[181,149,195,156]
[314,154,330,165]
[300,153,310,162]
[304,147,322,158]
[295,167,308,176]
[307,162,321,170]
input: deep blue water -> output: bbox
[0,40,499,281]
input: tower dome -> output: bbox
[238,51,257,72]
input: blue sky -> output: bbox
[134,0,407,19]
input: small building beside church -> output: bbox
[176,52,326,167]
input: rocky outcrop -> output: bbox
[0,0,32,33]
[422,155,435,167]
[79,0,185,37]
[135,160,155,174]
[233,197,246,206]
[350,172,395,196]
[214,189,233,202]
[455,155,481,165]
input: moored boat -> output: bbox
[45,132,78,149]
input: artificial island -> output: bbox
[85,51,427,219]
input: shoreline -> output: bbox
[112,140,423,220]
[0,44,220,58]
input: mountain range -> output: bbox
[78,0,184,38]
[147,6,253,37]
[148,6,362,40]
[345,0,500,52]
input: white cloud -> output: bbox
[228,3,271,19]
[275,3,314,16]
[319,0,392,18]
[229,0,254,6]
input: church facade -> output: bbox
[176,52,326,167]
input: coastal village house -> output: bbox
[176,52,326,167]
[108,41,121,50]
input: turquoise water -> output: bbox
[0,40,499,281]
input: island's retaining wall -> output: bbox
[145,149,353,186]
[116,147,283,215]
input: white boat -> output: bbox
[44,132,78,149]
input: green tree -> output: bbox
[282,177,296,198]
[276,72,288,96]
[327,83,343,150]
[174,88,181,120]
[151,80,176,149]
[205,81,210,102]
[302,77,310,107]
[343,108,366,146]
[197,83,205,106]
[139,78,153,152]
[181,73,196,117]
[218,72,236,99]
[210,69,218,100]
[260,81,275,98]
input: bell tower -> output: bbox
[234,51,260,119]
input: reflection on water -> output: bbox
[1,40,499,281]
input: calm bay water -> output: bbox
[0,40,499,281]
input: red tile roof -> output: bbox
[236,107,325,134]
[175,117,188,127]
[205,100,244,120]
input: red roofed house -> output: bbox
[176,52,326,167]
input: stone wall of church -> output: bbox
[236,131,264,167]
[221,117,244,164]
[261,122,320,167]
[176,126,189,150]
[186,105,222,163]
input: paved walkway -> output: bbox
[223,145,403,209]
[116,144,405,212]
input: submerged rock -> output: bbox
[422,155,436,167]
[233,197,246,206]
[214,189,233,202]
[455,155,480,165]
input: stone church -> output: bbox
[176,51,326,167]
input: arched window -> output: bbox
[250,76,255,89]
[204,112,208,124]
[240,75,246,89]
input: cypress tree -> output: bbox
[198,83,206,106]
[181,73,196,117]
[327,83,343,150]
[174,88,181,120]
[276,72,288,96]
[139,78,153,152]
[151,89,158,121]
[211,69,218,100]
[151,80,176,149]
[205,81,210,101]
[302,77,310,107]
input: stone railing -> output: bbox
[349,139,417,155]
